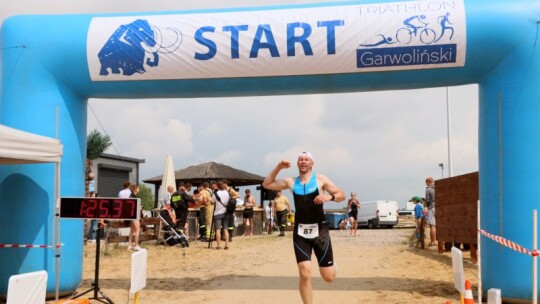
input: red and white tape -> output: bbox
[0,243,63,249]
[478,229,540,257]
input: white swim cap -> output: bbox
[298,151,314,161]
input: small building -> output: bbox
[89,153,145,197]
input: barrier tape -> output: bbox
[478,229,540,257]
[0,243,63,249]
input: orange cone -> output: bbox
[464,279,474,304]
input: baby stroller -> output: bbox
[158,209,189,248]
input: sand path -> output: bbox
[69,228,477,304]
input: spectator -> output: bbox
[86,191,99,242]
[410,196,425,249]
[163,200,177,224]
[185,182,193,194]
[221,179,239,241]
[212,180,232,250]
[159,185,175,210]
[425,177,436,246]
[273,190,292,237]
[338,217,350,232]
[200,181,214,241]
[209,180,218,191]
[128,184,142,251]
[242,189,256,236]
[118,181,131,198]
[193,186,206,240]
[265,201,275,234]
[170,184,195,235]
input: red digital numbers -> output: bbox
[112,200,122,218]
[80,199,98,217]
[69,198,138,219]
[88,200,98,217]
[126,200,135,217]
[99,200,109,218]
[79,199,86,216]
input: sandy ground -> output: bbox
[63,228,478,304]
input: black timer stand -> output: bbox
[72,227,114,304]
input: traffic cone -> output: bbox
[464,279,474,304]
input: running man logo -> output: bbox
[97,19,182,76]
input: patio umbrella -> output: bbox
[159,154,176,202]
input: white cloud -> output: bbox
[216,150,243,164]
[2,1,479,209]
[201,122,222,138]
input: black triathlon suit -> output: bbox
[292,173,334,267]
[349,201,358,220]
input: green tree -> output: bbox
[138,183,154,211]
[85,129,112,196]
[87,129,112,160]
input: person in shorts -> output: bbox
[242,189,256,236]
[410,196,425,248]
[273,190,292,236]
[212,181,231,250]
[425,176,436,246]
[263,151,344,304]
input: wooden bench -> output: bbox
[104,217,161,250]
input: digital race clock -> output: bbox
[60,197,140,220]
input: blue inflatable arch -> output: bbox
[1,0,539,300]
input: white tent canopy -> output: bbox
[0,124,63,164]
[0,123,63,299]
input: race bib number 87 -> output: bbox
[298,223,319,239]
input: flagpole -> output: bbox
[446,87,453,177]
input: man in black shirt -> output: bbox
[170,183,195,235]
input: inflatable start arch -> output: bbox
[1,0,539,300]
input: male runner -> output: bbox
[263,151,344,304]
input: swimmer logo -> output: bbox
[98,19,182,76]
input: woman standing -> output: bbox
[348,192,360,237]
[128,184,142,251]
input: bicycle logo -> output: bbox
[360,12,454,48]
[396,21,437,44]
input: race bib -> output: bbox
[298,223,319,239]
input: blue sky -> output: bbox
[1,0,479,209]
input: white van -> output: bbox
[357,200,399,229]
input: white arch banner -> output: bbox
[87,0,465,81]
